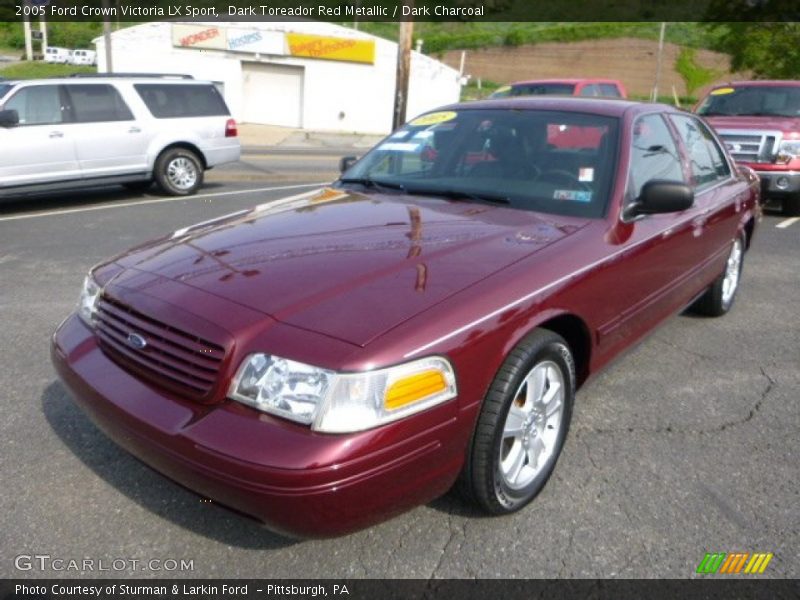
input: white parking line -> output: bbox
[775,217,799,229]
[0,182,326,223]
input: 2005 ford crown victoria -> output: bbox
[52,98,760,538]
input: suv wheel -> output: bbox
[155,148,203,196]
[784,194,800,217]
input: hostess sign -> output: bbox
[227,29,285,55]
[171,25,374,64]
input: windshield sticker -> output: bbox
[578,167,594,182]
[554,190,593,203]
[409,111,457,127]
[711,87,735,96]
[389,130,412,140]
[381,142,422,152]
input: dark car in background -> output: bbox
[53,98,759,538]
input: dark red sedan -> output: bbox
[52,98,760,538]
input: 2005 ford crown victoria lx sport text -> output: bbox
[52,98,761,538]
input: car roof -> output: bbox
[7,76,213,85]
[508,78,623,86]
[711,80,800,88]
[440,96,669,118]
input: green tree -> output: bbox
[711,23,800,79]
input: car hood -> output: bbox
[703,115,800,133]
[112,188,588,346]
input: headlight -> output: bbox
[228,354,457,433]
[77,274,102,326]
[776,140,800,164]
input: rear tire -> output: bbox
[783,194,800,217]
[154,148,203,196]
[692,234,745,317]
[462,329,575,515]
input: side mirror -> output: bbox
[0,109,19,128]
[628,180,693,218]
[339,155,358,173]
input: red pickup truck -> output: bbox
[696,81,800,215]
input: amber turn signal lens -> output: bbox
[384,370,447,410]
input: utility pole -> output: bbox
[652,22,666,102]
[39,15,47,54]
[23,16,33,61]
[101,0,113,72]
[392,3,414,130]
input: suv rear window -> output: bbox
[135,84,230,119]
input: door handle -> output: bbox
[128,127,141,133]
[49,131,64,138]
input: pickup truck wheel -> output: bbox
[692,234,745,317]
[783,194,800,216]
[155,148,203,196]
[463,329,575,515]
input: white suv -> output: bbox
[0,75,240,197]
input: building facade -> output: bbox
[95,21,462,134]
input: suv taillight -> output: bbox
[225,118,238,138]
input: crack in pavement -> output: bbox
[573,366,780,438]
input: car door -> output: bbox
[668,113,745,290]
[0,84,81,187]
[63,83,150,178]
[591,112,702,353]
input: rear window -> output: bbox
[512,83,576,96]
[134,83,230,119]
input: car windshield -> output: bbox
[339,108,619,219]
[697,86,800,118]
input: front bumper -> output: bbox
[51,314,463,538]
[753,170,800,195]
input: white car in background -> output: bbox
[69,50,97,66]
[44,47,71,64]
[0,75,241,197]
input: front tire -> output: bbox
[783,194,800,217]
[692,234,745,317]
[463,329,575,515]
[154,148,203,196]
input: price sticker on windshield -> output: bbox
[409,111,457,127]
[711,87,735,95]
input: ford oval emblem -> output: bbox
[127,333,147,350]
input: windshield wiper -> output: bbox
[338,177,406,193]
[406,188,511,205]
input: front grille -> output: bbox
[94,295,226,401]
[718,130,782,163]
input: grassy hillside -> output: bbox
[353,22,721,55]
[0,62,95,78]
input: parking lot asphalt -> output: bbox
[0,165,798,579]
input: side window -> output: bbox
[599,83,622,98]
[3,85,64,126]
[65,85,134,123]
[579,84,601,97]
[669,115,729,188]
[628,114,684,200]
[134,84,230,119]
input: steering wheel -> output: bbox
[536,169,592,191]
